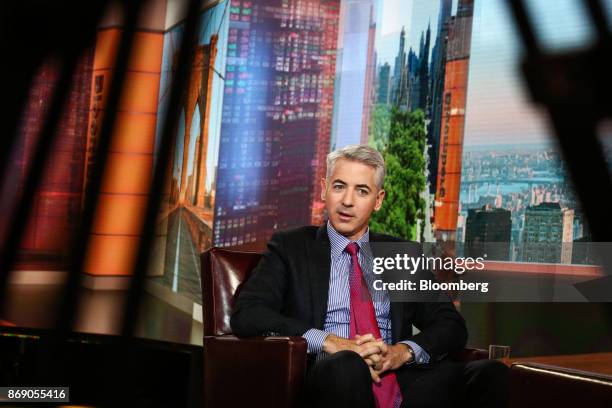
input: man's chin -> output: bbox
[329,219,356,235]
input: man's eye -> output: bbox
[333,185,344,191]
[358,189,369,195]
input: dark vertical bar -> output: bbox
[120,0,202,337]
[506,0,542,57]
[547,117,612,242]
[0,0,110,319]
[0,1,108,225]
[55,0,146,335]
[507,0,612,242]
[0,51,80,318]
[506,0,612,246]
[585,0,611,41]
[0,3,53,206]
[0,72,37,212]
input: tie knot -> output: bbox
[345,242,359,256]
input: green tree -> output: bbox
[370,108,427,240]
[369,104,391,151]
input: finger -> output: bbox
[355,333,375,345]
[369,367,381,384]
[365,339,384,348]
[368,353,381,364]
[358,344,374,357]
[366,341,387,356]
[359,344,383,358]
[380,360,392,374]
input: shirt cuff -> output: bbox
[303,328,331,354]
[398,340,430,364]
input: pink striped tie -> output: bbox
[346,242,402,408]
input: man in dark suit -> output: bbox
[231,145,508,407]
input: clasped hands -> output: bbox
[322,333,413,383]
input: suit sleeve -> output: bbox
[409,297,467,362]
[407,248,468,361]
[230,231,312,337]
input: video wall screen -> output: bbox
[6,0,611,290]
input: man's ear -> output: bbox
[374,189,385,211]
[320,177,327,201]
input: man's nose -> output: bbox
[341,189,354,207]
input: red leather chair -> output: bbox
[202,247,307,408]
[201,247,487,407]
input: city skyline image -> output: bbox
[457,0,612,263]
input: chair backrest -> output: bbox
[201,247,262,336]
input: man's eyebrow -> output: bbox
[331,179,372,191]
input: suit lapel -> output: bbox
[389,300,404,343]
[308,225,331,330]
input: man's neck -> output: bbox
[326,220,369,242]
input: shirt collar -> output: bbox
[327,220,370,259]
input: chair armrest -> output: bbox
[203,335,307,408]
[510,362,612,408]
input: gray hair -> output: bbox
[326,145,385,189]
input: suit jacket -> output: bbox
[230,225,468,370]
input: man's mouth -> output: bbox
[337,210,354,220]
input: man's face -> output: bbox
[321,158,385,241]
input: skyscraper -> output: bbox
[465,204,511,260]
[391,27,406,106]
[522,202,569,263]
[360,3,377,145]
[417,23,431,111]
[214,0,340,249]
[391,23,432,114]
[377,62,391,104]
[561,207,574,264]
[428,0,453,193]
[434,0,474,242]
